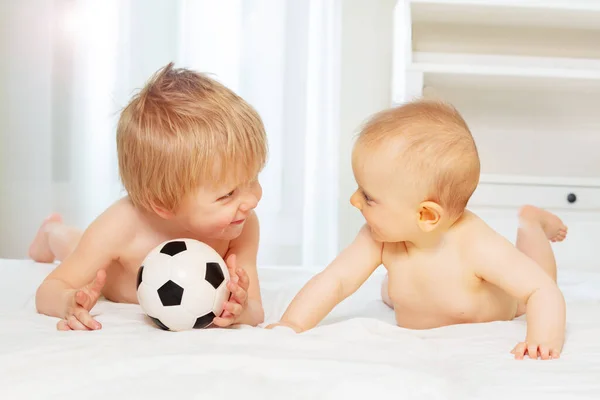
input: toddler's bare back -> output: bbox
[381,211,518,329]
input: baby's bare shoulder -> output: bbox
[456,211,518,262]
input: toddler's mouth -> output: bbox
[231,219,245,225]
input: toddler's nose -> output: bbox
[240,192,259,212]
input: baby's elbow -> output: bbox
[524,282,564,305]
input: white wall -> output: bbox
[0,1,54,259]
[337,0,396,251]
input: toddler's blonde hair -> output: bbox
[117,63,267,212]
[356,99,480,217]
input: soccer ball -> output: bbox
[136,239,230,331]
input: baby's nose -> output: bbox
[350,192,362,210]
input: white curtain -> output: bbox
[0,0,341,267]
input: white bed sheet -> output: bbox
[0,259,599,400]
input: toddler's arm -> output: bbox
[214,211,264,327]
[35,208,131,329]
[472,232,566,359]
[272,225,382,333]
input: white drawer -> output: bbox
[468,182,600,211]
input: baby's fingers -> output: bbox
[511,342,527,360]
[550,349,561,359]
[527,344,539,360]
[539,346,550,360]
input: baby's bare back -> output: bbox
[382,213,518,329]
[100,199,230,304]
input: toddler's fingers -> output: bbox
[57,319,72,331]
[212,316,234,328]
[237,268,249,290]
[91,269,107,295]
[228,282,247,304]
[75,290,91,309]
[74,308,101,330]
[550,349,561,359]
[223,301,243,316]
[225,254,237,274]
[67,315,89,331]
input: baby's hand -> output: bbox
[212,254,249,328]
[57,269,106,331]
[511,339,562,360]
[265,321,302,333]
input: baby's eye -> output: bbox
[217,190,235,201]
[362,191,372,202]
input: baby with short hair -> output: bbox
[269,99,567,360]
[30,63,268,331]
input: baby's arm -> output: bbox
[272,225,382,333]
[214,211,264,327]
[35,207,131,330]
[472,231,565,359]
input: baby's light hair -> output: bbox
[356,99,480,217]
[117,63,267,213]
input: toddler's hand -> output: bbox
[212,254,249,328]
[57,269,106,331]
[511,339,562,360]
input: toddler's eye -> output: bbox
[217,190,235,201]
[362,191,372,202]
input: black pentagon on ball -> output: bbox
[157,280,184,306]
[205,262,225,289]
[149,316,170,331]
[136,266,144,289]
[194,312,216,329]
[160,240,187,256]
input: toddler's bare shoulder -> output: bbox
[86,198,139,244]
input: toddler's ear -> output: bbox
[151,203,175,220]
[417,201,444,232]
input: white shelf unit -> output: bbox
[393,0,600,212]
[411,52,600,89]
[393,0,600,266]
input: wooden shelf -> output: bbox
[410,0,600,30]
[409,52,600,91]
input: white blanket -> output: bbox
[1,259,599,399]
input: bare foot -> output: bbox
[519,205,568,242]
[29,213,63,263]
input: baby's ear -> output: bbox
[417,201,444,232]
